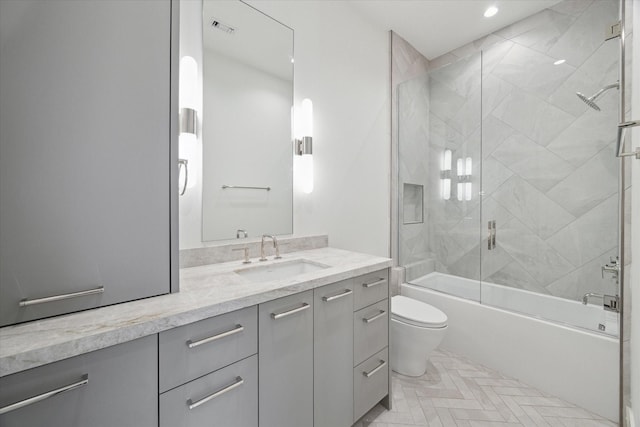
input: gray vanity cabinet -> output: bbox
[314,280,354,427]
[0,335,158,427]
[0,0,176,327]
[259,290,314,427]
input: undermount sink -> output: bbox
[235,259,329,282]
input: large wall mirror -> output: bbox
[201,0,293,241]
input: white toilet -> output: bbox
[391,295,448,377]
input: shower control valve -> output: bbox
[601,256,619,281]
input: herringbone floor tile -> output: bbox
[355,349,616,427]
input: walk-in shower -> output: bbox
[393,0,633,422]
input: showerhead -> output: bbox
[576,82,619,112]
[576,92,601,111]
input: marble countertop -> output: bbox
[0,247,391,377]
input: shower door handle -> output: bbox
[487,221,496,250]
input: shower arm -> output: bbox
[590,82,619,101]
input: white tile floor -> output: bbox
[356,349,617,427]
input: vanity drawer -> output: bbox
[353,270,389,311]
[354,299,389,365]
[354,347,389,422]
[160,354,258,427]
[159,306,257,392]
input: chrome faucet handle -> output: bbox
[259,235,272,262]
[236,229,248,239]
[232,247,251,264]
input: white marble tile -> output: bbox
[492,176,575,239]
[429,53,481,99]
[550,0,595,17]
[497,9,577,55]
[497,218,575,285]
[546,194,618,267]
[492,89,576,147]
[546,145,618,217]
[482,40,515,76]
[546,107,617,168]
[491,43,575,98]
[491,133,575,191]
[480,115,517,159]
[429,77,467,124]
[485,261,549,294]
[481,156,514,196]
[481,75,516,119]
[547,0,618,67]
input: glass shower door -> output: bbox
[478,2,621,335]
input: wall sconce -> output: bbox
[441,149,452,200]
[178,56,199,195]
[294,99,313,194]
[456,157,472,201]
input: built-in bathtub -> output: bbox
[402,272,619,422]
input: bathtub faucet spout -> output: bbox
[582,292,603,305]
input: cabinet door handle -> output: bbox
[363,360,387,378]
[271,302,310,320]
[186,324,244,349]
[187,376,243,410]
[362,278,386,288]
[0,374,89,415]
[19,286,104,307]
[322,289,352,302]
[362,310,386,323]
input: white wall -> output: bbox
[246,1,391,257]
[631,2,639,424]
[180,0,391,257]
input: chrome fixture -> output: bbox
[236,229,248,239]
[601,256,620,283]
[178,159,188,196]
[19,286,104,307]
[187,324,244,349]
[487,220,497,250]
[576,82,619,111]
[363,360,387,378]
[187,376,244,410]
[582,292,620,313]
[232,246,251,264]
[271,302,310,319]
[260,234,280,261]
[0,374,89,415]
[222,184,271,191]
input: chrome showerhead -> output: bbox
[576,92,601,111]
[576,82,619,111]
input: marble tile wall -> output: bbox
[392,32,432,283]
[414,0,632,302]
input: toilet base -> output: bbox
[390,318,447,377]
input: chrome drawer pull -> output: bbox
[322,289,353,302]
[19,286,104,307]
[0,374,89,415]
[186,325,244,349]
[363,360,386,378]
[362,278,386,288]
[187,376,244,410]
[363,310,386,323]
[271,302,310,320]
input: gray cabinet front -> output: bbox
[0,0,175,326]
[314,281,354,427]
[259,290,313,427]
[160,354,258,427]
[0,335,158,427]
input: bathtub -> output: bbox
[402,272,619,422]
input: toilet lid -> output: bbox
[392,295,447,328]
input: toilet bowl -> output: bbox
[391,295,448,377]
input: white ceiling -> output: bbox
[348,0,562,60]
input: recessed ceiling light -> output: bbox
[553,59,566,65]
[484,6,499,18]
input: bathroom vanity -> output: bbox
[0,246,392,427]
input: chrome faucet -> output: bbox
[236,229,248,239]
[260,235,280,261]
[582,292,603,305]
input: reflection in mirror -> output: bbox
[201,0,293,241]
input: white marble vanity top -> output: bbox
[0,247,391,377]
